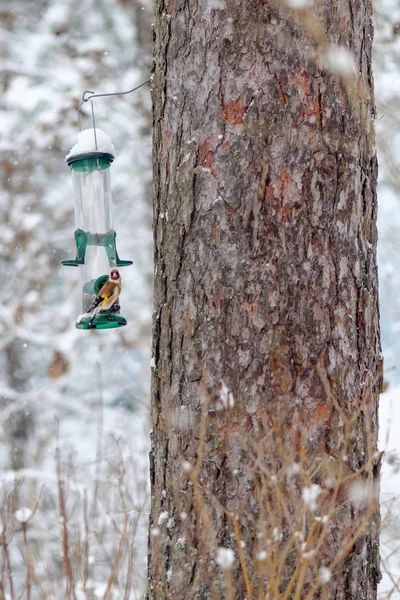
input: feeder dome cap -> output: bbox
[66,128,116,162]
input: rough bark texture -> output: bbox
[148,1,381,598]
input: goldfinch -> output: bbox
[89,269,121,324]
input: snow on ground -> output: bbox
[379,387,400,597]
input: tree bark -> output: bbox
[148,1,381,598]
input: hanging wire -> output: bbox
[77,77,152,150]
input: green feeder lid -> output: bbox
[67,152,114,173]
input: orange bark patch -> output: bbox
[221,97,247,125]
[288,70,309,101]
[199,138,216,175]
[313,302,323,321]
[266,184,275,204]
[245,415,253,431]
[273,74,288,106]
[280,370,293,393]
[222,141,230,150]
[339,18,349,34]
[161,126,172,152]
[312,97,322,124]
[305,403,327,425]
[165,0,174,14]
[211,288,225,310]
[282,202,291,223]
[210,221,220,244]
[277,167,292,197]
[241,301,259,319]
[270,166,295,208]
[288,71,323,126]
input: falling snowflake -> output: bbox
[15,508,33,523]
[216,547,235,570]
[216,381,235,411]
[319,567,332,584]
[323,45,356,78]
[302,485,321,511]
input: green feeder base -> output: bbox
[76,312,127,330]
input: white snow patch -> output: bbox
[319,567,332,584]
[216,381,235,411]
[203,0,226,11]
[302,484,321,511]
[150,527,160,537]
[285,0,312,8]
[272,527,282,542]
[94,583,110,598]
[216,547,235,570]
[349,480,371,508]
[323,45,356,78]
[287,463,301,476]
[314,515,328,524]
[158,511,169,525]
[76,313,91,324]
[150,356,156,369]
[66,128,115,159]
[15,507,33,523]
[257,550,267,560]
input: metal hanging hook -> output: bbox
[77,77,152,150]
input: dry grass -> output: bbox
[0,413,148,600]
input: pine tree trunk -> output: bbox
[148,1,381,598]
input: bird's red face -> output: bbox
[110,269,121,281]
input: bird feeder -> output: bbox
[63,128,132,330]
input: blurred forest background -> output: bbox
[1,0,400,598]
[0,0,153,597]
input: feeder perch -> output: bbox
[63,128,132,330]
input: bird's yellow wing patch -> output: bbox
[97,293,112,306]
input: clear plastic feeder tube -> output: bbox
[71,157,115,313]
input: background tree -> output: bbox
[148,1,381,598]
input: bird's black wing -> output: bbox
[88,292,112,313]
